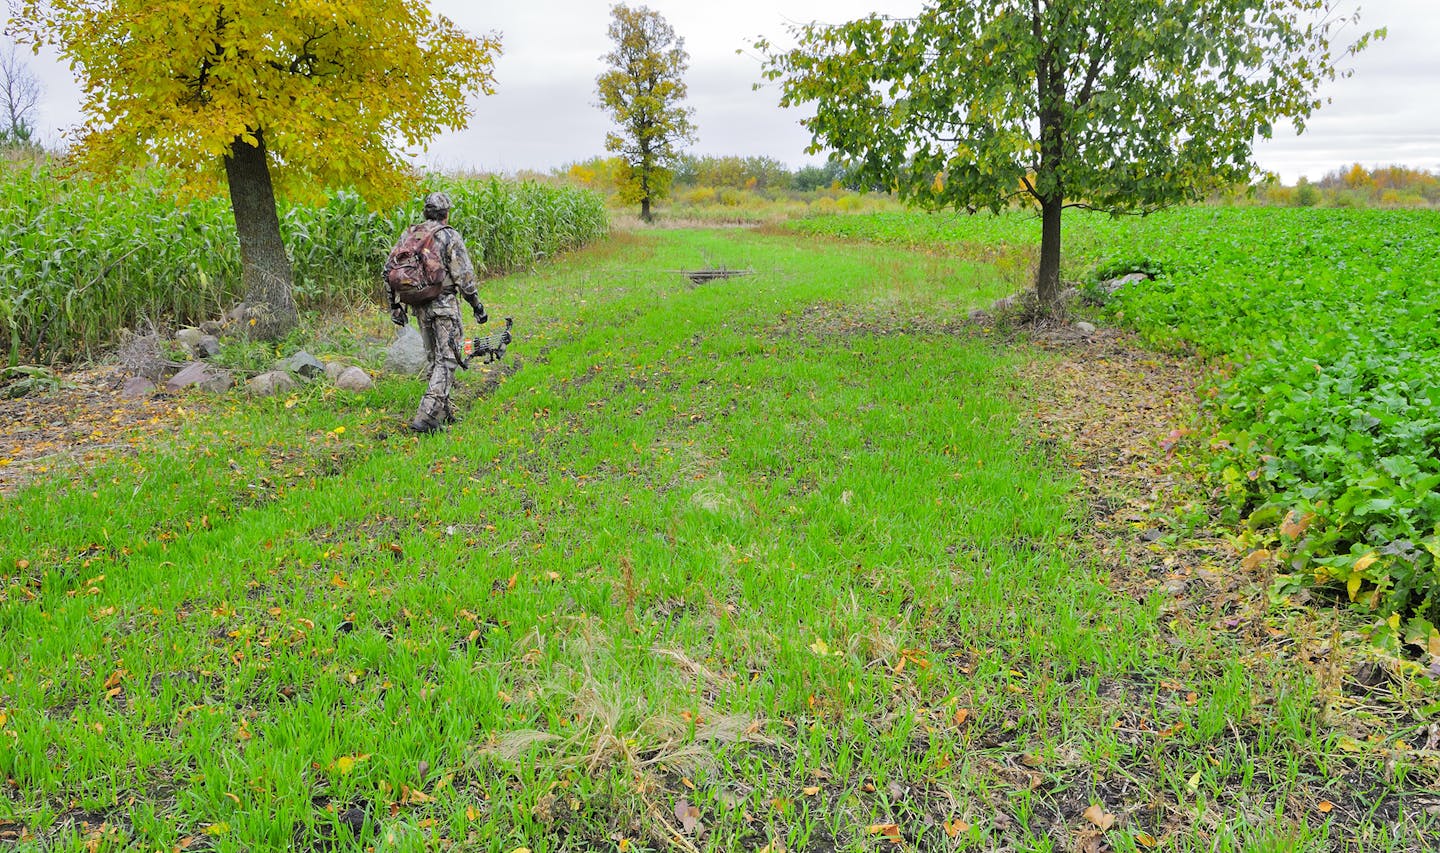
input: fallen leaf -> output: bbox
[802,786,820,796]
[1082,804,1115,831]
[867,823,901,840]
[673,798,701,834]
[1136,831,1158,847]
[944,818,970,837]
[809,638,829,656]
[1317,800,1334,813]
[1241,549,1271,572]
[953,708,970,726]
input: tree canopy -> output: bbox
[10,0,500,336]
[596,4,696,223]
[761,0,1381,304]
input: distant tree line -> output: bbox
[563,153,866,197]
[1253,164,1440,208]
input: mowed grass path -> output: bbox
[0,229,1423,851]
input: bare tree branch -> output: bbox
[1,41,43,143]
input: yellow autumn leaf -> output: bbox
[1347,573,1363,601]
[334,755,357,775]
[809,638,829,656]
[1353,552,1379,573]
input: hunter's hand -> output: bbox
[472,302,488,325]
[390,306,409,327]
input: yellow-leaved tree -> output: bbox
[9,1,501,338]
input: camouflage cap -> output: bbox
[423,191,453,217]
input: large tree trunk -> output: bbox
[1036,193,1063,307]
[639,161,653,223]
[224,131,296,340]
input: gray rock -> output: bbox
[247,370,297,397]
[1075,321,1097,336]
[199,321,223,336]
[120,376,156,398]
[196,335,222,359]
[1160,578,1190,597]
[199,370,234,393]
[175,327,204,350]
[335,366,373,392]
[385,326,427,375]
[165,362,211,391]
[223,302,250,324]
[280,350,325,380]
[324,361,347,383]
[1059,286,1080,305]
[1101,272,1150,294]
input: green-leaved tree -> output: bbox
[760,1,1381,307]
[596,4,696,223]
[9,1,500,339]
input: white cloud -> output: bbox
[7,0,1436,182]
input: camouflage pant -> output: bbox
[414,299,465,428]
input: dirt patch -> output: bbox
[1019,325,1231,587]
[0,367,189,495]
[1018,323,1440,843]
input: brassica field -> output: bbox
[797,207,1440,637]
[0,161,609,364]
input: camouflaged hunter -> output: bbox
[384,192,488,433]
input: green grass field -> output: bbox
[2,225,1436,851]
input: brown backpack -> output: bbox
[385,222,449,305]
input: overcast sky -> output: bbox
[7,0,1437,183]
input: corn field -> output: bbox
[0,161,608,364]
